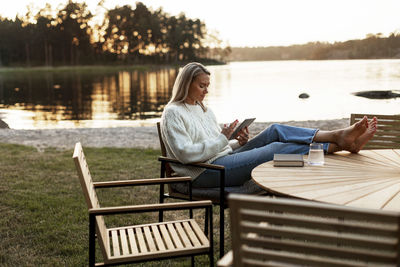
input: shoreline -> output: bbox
[0,119,349,151]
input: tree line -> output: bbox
[0,1,229,67]
[228,33,400,61]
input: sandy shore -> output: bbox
[0,119,349,151]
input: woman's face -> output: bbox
[185,73,210,105]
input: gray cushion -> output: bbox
[170,179,268,201]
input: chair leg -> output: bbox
[219,169,225,259]
[159,162,166,222]
[89,214,96,267]
[209,206,214,267]
[204,207,209,234]
[189,181,193,218]
[191,255,195,267]
[219,204,224,259]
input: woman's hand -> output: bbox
[221,120,238,139]
[236,126,249,146]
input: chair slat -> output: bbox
[182,221,201,247]
[240,222,398,251]
[127,228,139,254]
[167,223,184,249]
[143,226,157,252]
[119,229,129,255]
[111,230,120,257]
[175,222,193,248]
[158,224,175,250]
[236,199,399,223]
[241,246,369,267]
[241,258,284,267]
[151,225,166,251]
[241,233,397,264]
[371,136,400,142]
[373,121,400,127]
[73,143,109,258]
[189,219,209,246]
[240,209,398,237]
[351,113,400,121]
[135,227,148,253]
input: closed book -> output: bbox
[273,154,304,167]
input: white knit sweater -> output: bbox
[160,102,240,180]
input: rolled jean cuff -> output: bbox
[323,143,330,154]
[311,128,330,154]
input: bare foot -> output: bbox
[335,116,368,151]
[351,117,378,153]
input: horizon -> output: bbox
[2,0,400,47]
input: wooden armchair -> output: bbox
[219,194,400,267]
[72,142,214,266]
[156,122,264,258]
[350,113,400,149]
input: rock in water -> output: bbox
[353,90,400,99]
[0,119,10,129]
[299,93,310,99]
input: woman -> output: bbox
[160,62,377,188]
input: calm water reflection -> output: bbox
[1,59,400,129]
[0,67,177,128]
[205,60,400,123]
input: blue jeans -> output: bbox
[192,124,330,188]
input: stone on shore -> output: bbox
[0,119,10,129]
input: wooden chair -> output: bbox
[72,142,214,266]
[218,194,400,267]
[350,113,400,149]
[156,122,264,258]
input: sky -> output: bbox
[2,0,400,47]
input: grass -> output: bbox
[0,143,228,266]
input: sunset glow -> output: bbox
[2,0,400,47]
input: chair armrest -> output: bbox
[217,250,233,267]
[89,200,212,216]
[158,156,225,170]
[93,177,192,188]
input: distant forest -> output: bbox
[0,1,230,67]
[228,33,400,61]
[1,1,399,67]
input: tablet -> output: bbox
[229,118,256,140]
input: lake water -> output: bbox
[1,60,400,129]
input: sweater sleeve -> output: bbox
[229,139,241,150]
[162,109,229,164]
[210,109,241,150]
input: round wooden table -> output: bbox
[252,149,400,211]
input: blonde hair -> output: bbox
[168,62,210,111]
